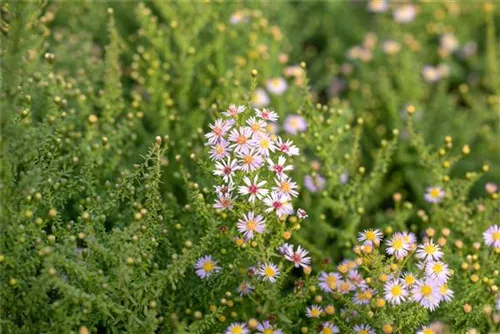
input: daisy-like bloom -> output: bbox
[416,240,443,262]
[263,192,293,217]
[422,66,441,83]
[252,88,270,108]
[237,149,264,173]
[348,269,367,289]
[401,231,417,249]
[267,156,293,179]
[213,194,234,211]
[273,176,299,200]
[337,279,355,294]
[402,271,417,287]
[237,211,266,239]
[266,77,288,95]
[254,108,278,122]
[425,260,451,284]
[297,208,308,220]
[209,139,230,161]
[236,281,254,296]
[214,182,234,197]
[304,174,327,192]
[252,133,276,157]
[205,119,233,145]
[305,304,323,318]
[382,40,400,55]
[437,64,450,78]
[256,321,283,334]
[358,229,383,246]
[238,175,268,203]
[214,157,240,182]
[353,288,374,305]
[386,233,410,259]
[223,104,246,118]
[229,126,253,154]
[440,33,459,53]
[275,137,300,156]
[283,115,307,135]
[318,272,342,293]
[229,11,248,25]
[257,262,280,283]
[278,243,293,256]
[483,225,500,248]
[485,182,498,194]
[225,322,249,334]
[384,279,408,305]
[393,4,417,23]
[195,255,221,279]
[424,186,445,203]
[246,116,267,137]
[284,245,311,268]
[439,284,454,302]
[411,278,442,311]
[417,326,437,334]
[353,324,375,334]
[367,0,388,13]
[320,322,340,334]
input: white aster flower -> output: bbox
[256,321,283,334]
[252,88,270,108]
[305,304,322,318]
[357,229,383,246]
[267,156,293,179]
[320,322,340,334]
[318,272,341,293]
[425,260,451,284]
[252,133,276,157]
[386,233,410,259]
[416,240,443,262]
[229,126,253,154]
[384,279,408,305]
[263,192,294,217]
[209,139,230,161]
[223,104,246,117]
[225,322,249,334]
[284,245,311,268]
[483,225,500,248]
[266,77,288,95]
[237,211,266,239]
[195,255,221,279]
[214,157,240,182]
[205,119,233,145]
[272,176,299,200]
[238,175,268,203]
[275,137,300,156]
[411,278,442,311]
[425,186,445,204]
[237,149,264,173]
[257,262,280,283]
[353,324,375,334]
[236,281,254,296]
[255,108,279,122]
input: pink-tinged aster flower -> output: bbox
[483,225,500,248]
[416,240,443,262]
[209,139,230,161]
[257,262,280,283]
[237,211,266,239]
[213,194,234,211]
[214,157,240,182]
[238,175,268,203]
[205,119,233,145]
[275,137,300,156]
[263,192,294,217]
[353,324,375,334]
[411,278,442,311]
[266,77,288,95]
[297,208,308,220]
[254,108,279,122]
[283,114,307,135]
[485,182,498,194]
[236,281,254,296]
[256,321,283,334]
[252,88,270,108]
[214,182,234,197]
[267,156,294,179]
[225,322,249,334]
[222,104,246,118]
[393,4,417,23]
[284,245,311,268]
[246,116,267,137]
[278,243,293,256]
[273,176,299,200]
[229,126,253,154]
[304,174,327,192]
[384,279,408,305]
[318,272,342,293]
[367,0,388,13]
[237,149,264,173]
[425,186,445,203]
[195,255,221,279]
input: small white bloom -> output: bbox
[214,157,240,182]
[257,262,280,283]
[267,156,293,179]
[284,245,311,268]
[254,108,279,122]
[195,255,221,279]
[263,192,294,217]
[238,175,268,203]
[237,211,266,239]
[384,279,408,305]
[266,77,288,95]
[223,104,246,117]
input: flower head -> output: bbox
[257,262,280,283]
[318,272,342,292]
[223,104,246,118]
[256,321,283,334]
[284,245,311,268]
[237,211,266,239]
[266,77,288,95]
[425,186,445,203]
[358,229,383,246]
[238,175,268,203]
[416,240,443,262]
[321,322,340,334]
[225,322,249,334]
[264,192,294,217]
[384,279,408,305]
[393,4,417,23]
[283,115,307,135]
[483,225,500,248]
[236,281,254,296]
[411,278,442,311]
[305,304,322,318]
[353,324,375,334]
[214,157,240,183]
[195,255,221,279]
[255,108,279,122]
[304,174,327,192]
[252,88,270,108]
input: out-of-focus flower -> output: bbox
[382,40,401,55]
[304,174,327,192]
[266,77,288,95]
[425,186,445,203]
[485,182,498,194]
[283,114,307,135]
[367,0,388,13]
[229,11,249,25]
[393,4,417,23]
[440,33,460,53]
[252,88,270,108]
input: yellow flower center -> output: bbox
[326,276,337,289]
[359,330,369,334]
[391,285,402,296]
[246,220,256,231]
[310,308,320,317]
[322,328,333,334]
[439,285,448,294]
[263,329,273,334]
[338,264,348,274]
[272,78,281,86]
[260,139,269,149]
[202,261,214,272]
[429,188,440,198]
[365,230,375,240]
[280,182,291,192]
[339,282,351,292]
[493,231,500,241]
[216,144,224,154]
[231,326,243,334]
[421,285,432,297]
[244,155,254,164]
[405,275,415,285]
[264,267,275,277]
[425,244,436,255]
[392,238,404,250]
[251,123,260,132]
[433,263,443,273]
[237,135,247,144]
[423,329,435,334]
